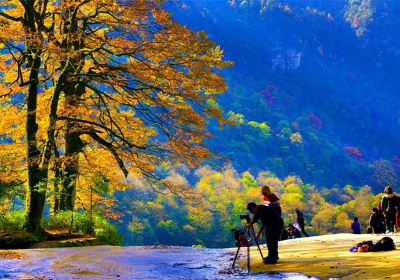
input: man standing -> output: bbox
[246,202,283,264]
[351,217,361,234]
[295,209,309,237]
[381,186,398,233]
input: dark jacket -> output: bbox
[369,212,383,227]
[381,194,398,216]
[252,205,284,228]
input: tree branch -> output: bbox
[85,131,129,177]
[0,12,23,22]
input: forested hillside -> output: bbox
[119,0,400,247]
[168,0,400,190]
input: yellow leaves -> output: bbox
[146,201,163,213]
[129,220,144,233]
[290,132,302,143]
[281,182,305,213]
[151,9,172,25]
[283,175,303,186]
[227,111,245,125]
[281,192,304,211]
[0,143,26,183]
[0,2,24,19]
[310,203,336,234]
[335,212,352,232]
[0,105,25,140]
[284,183,303,194]
[0,0,232,224]
[245,186,262,203]
[79,1,102,18]
[182,224,195,232]
[187,204,213,230]
[3,71,18,84]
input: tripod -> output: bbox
[231,224,264,273]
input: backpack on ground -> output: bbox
[370,237,395,252]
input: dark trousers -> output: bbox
[372,225,384,234]
[265,226,282,260]
[385,213,396,232]
[299,223,309,237]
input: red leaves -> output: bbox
[344,146,363,159]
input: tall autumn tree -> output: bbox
[0,0,231,235]
[46,0,231,211]
[0,0,51,234]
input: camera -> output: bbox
[239,214,251,223]
[231,228,249,247]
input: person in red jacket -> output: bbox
[261,185,281,216]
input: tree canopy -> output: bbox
[0,0,231,235]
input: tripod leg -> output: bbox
[254,237,264,259]
[232,246,241,268]
[251,226,264,259]
[247,244,250,273]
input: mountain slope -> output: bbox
[167,0,400,190]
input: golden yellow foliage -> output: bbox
[0,0,231,225]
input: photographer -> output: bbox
[246,202,283,264]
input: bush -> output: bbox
[43,211,123,245]
[94,216,123,245]
[0,211,25,231]
[192,244,205,248]
[43,211,92,234]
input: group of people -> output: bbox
[245,185,309,264]
[243,185,400,265]
[351,186,400,234]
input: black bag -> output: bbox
[371,237,395,252]
[357,240,373,248]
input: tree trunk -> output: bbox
[59,125,82,211]
[25,170,47,235]
[24,54,47,235]
[59,83,85,211]
[55,5,86,212]
[53,150,62,214]
[23,1,52,236]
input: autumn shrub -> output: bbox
[43,211,91,233]
[43,211,122,245]
[0,211,25,231]
[192,244,205,248]
[94,216,123,245]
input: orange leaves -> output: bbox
[0,143,26,183]
[0,105,23,137]
[2,71,19,84]
[0,0,231,220]
[151,9,172,25]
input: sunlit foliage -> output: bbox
[0,0,231,234]
[122,165,382,247]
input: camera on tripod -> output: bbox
[239,214,251,223]
[231,213,264,272]
[231,228,249,247]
